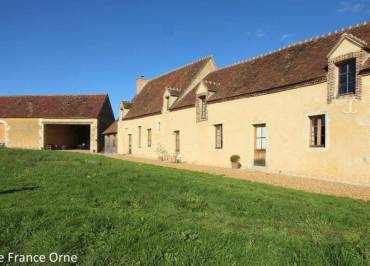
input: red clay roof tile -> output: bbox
[103,120,118,134]
[172,22,370,109]
[124,56,212,120]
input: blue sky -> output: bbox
[0,0,369,117]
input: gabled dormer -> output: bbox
[195,80,219,122]
[327,33,369,103]
[119,101,131,120]
[162,87,181,113]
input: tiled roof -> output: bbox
[172,22,370,109]
[103,120,118,134]
[0,94,108,119]
[124,56,213,120]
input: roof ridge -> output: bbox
[145,55,213,83]
[0,93,108,98]
[213,20,370,73]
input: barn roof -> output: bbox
[0,94,109,119]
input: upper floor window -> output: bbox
[309,115,325,148]
[165,96,170,111]
[197,95,207,121]
[200,96,207,120]
[338,60,356,95]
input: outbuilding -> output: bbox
[103,120,118,153]
[0,94,115,152]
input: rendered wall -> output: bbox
[0,118,41,149]
[0,123,5,144]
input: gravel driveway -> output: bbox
[95,153,370,201]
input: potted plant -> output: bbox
[230,155,241,169]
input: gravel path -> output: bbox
[96,153,370,201]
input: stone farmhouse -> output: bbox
[117,22,370,185]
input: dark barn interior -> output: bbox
[44,124,90,150]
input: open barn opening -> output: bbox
[43,124,91,151]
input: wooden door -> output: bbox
[112,135,117,153]
[0,123,5,145]
[128,134,132,154]
[254,124,266,166]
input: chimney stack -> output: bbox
[136,76,149,95]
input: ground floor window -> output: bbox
[254,124,266,166]
[309,115,326,147]
[147,128,152,147]
[138,126,142,148]
[174,130,180,153]
[215,124,223,149]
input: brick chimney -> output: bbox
[136,76,149,95]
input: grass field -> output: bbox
[0,149,369,265]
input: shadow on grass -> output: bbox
[0,186,39,195]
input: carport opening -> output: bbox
[44,124,90,150]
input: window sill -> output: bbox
[336,93,356,99]
[308,146,326,152]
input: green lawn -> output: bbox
[0,149,369,265]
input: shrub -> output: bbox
[230,155,240,163]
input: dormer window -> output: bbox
[165,96,170,111]
[200,96,207,120]
[327,33,366,103]
[338,60,356,95]
[196,95,208,121]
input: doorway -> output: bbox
[254,124,266,166]
[43,124,91,150]
[128,134,132,154]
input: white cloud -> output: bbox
[244,29,266,38]
[338,1,364,13]
[255,29,265,38]
[280,34,291,41]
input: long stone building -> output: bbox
[0,94,114,152]
[118,22,370,185]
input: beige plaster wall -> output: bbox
[329,38,362,59]
[0,122,5,144]
[0,118,41,149]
